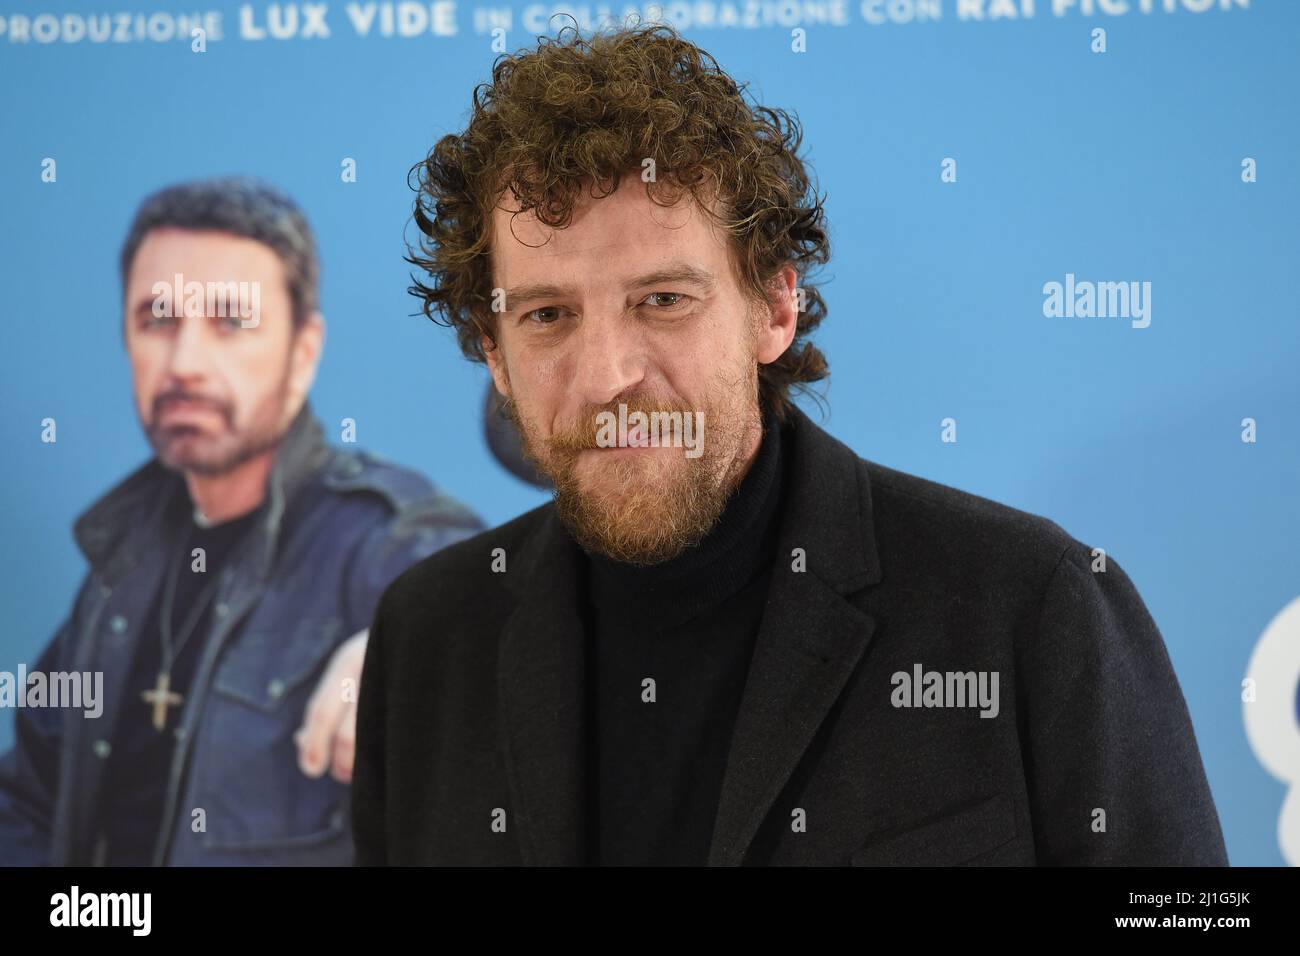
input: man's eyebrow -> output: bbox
[500,281,571,310]
[502,263,716,310]
[131,296,160,317]
[632,264,716,294]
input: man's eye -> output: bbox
[523,306,563,324]
[642,292,686,309]
[141,314,176,330]
[217,315,246,331]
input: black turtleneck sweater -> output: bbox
[583,414,785,866]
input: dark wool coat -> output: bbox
[352,406,1228,866]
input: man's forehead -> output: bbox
[128,228,284,284]
[489,185,729,288]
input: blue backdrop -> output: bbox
[1,0,1296,865]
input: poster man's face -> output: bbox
[485,177,796,563]
[124,228,320,476]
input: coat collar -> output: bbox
[497,403,882,865]
[73,400,332,585]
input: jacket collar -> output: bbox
[497,402,882,865]
[73,400,332,585]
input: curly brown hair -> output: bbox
[407,18,831,420]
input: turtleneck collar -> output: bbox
[583,409,785,627]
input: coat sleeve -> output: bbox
[350,583,394,866]
[1019,543,1229,865]
[344,487,482,865]
[0,582,87,867]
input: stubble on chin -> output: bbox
[500,389,757,565]
[146,389,288,477]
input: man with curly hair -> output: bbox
[352,21,1228,866]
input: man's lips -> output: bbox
[557,420,667,452]
[156,398,223,424]
[585,423,653,449]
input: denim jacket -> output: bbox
[0,402,483,865]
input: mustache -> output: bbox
[547,395,698,453]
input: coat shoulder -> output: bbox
[321,448,482,529]
[377,502,551,618]
[859,458,1086,596]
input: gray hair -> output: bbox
[119,175,319,329]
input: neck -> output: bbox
[723,413,766,493]
[184,447,276,525]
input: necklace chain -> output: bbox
[159,527,223,675]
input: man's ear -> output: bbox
[755,265,800,366]
[288,310,325,411]
[482,333,512,399]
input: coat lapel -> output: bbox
[707,407,883,865]
[497,509,590,865]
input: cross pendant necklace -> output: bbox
[143,671,183,732]
[142,532,222,733]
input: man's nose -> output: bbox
[166,312,211,380]
[571,312,646,407]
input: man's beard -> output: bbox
[143,374,291,477]
[500,378,760,566]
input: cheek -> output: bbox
[229,336,290,392]
[652,339,720,407]
[127,348,161,406]
[521,339,568,386]
[658,307,751,398]
[503,344,565,419]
